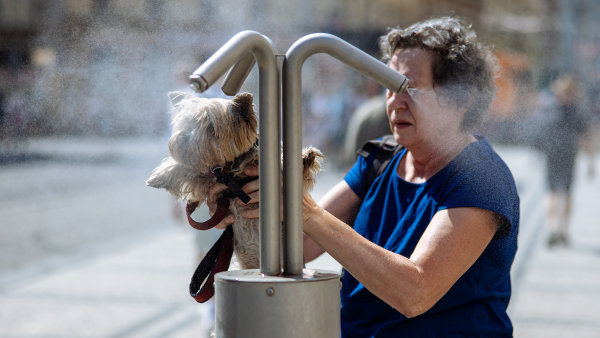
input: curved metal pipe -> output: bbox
[190,30,281,276]
[221,52,256,96]
[282,33,409,275]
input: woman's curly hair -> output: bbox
[379,17,497,130]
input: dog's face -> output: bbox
[168,92,258,173]
[146,92,258,202]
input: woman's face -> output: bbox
[386,48,464,149]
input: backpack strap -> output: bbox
[357,134,404,190]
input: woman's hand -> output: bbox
[206,183,235,229]
[237,166,260,218]
[302,192,323,233]
[206,166,260,229]
[302,181,362,262]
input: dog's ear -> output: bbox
[146,157,196,200]
[232,92,254,117]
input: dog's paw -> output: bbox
[302,147,324,192]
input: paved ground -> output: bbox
[0,137,599,337]
[507,148,600,338]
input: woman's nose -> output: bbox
[387,90,408,110]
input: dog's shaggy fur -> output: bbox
[146,92,323,269]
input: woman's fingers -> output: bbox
[214,214,236,230]
[244,166,259,177]
[207,183,229,215]
[237,166,260,217]
[236,166,259,205]
[207,166,261,222]
[237,178,259,218]
[206,183,236,229]
[239,205,259,219]
[239,178,259,204]
[302,193,320,231]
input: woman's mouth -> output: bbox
[393,121,412,129]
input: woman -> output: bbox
[211,17,519,337]
[302,17,519,337]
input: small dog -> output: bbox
[146,91,323,270]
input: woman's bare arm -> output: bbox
[303,194,497,317]
[304,180,362,262]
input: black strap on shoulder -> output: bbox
[357,134,404,190]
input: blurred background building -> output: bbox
[1,0,599,151]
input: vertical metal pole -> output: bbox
[282,52,305,276]
[283,33,409,275]
[255,44,281,276]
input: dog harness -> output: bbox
[186,164,257,303]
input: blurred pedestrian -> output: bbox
[541,74,595,247]
[342,94,387,166]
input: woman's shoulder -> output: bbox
[452,136,513,177]
[433,137,519,207]
[434,136,520,229]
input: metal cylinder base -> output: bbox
[215,269,341,338]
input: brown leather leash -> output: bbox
[186,165,256,303]
[186,199,230,230]
[189,226,233,303]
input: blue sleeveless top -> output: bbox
[342,136,519,337]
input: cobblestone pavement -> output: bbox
[0,137,599,337]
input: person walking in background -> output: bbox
[342,94,387,166]
[542,74,595,247]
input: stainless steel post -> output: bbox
[192,33,341,337]
[215,270,340,337]
[282,33,409,275]
[189,30,281,276]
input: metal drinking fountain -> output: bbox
[190,31,281,276]
[189,30,408,337]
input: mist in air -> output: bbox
[1,1,597,161]
[1,1,600,337]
